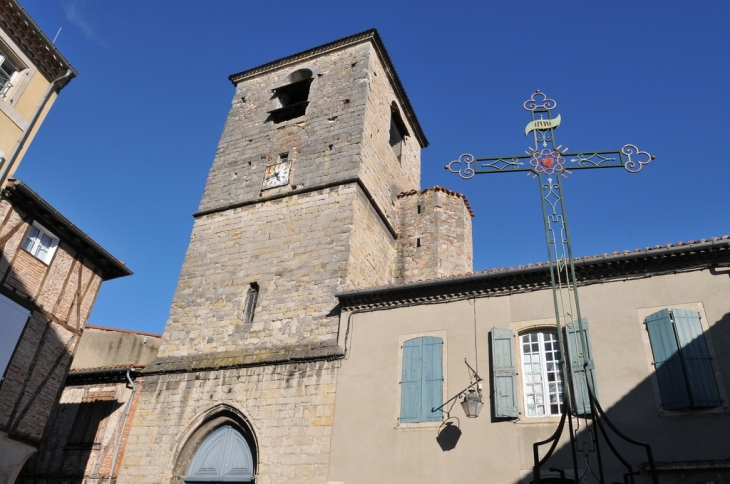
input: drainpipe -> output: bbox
[0,68,75,187]
[107,369,137,484]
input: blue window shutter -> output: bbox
[672,309,721,407]
[400,338,423,422]
[645,309,691,410]
[491,327,519,418]
[421,337,444,422]
[564,319,598,415]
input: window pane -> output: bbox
[40,233,53,249]
[22,227,39,251]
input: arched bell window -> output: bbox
[185,425,254,483]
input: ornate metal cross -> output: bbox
[446,91,657,484]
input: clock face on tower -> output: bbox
[262,161,291,189]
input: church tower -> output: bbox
[150,30,428,367]
[118,30,445,484]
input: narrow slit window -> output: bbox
[243,283,259,323]
[417,205,422,214]
[416,238,421,248]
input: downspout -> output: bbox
[107,369,137,484]
[0,68,75,186]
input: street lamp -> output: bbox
[460,388,484,418]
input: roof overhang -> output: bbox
[0,0,77,87]
[4,179,132,280]
[336,238,730,310]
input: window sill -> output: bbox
[395,421,443,430]
[658,405,730,417]
[514,415,563,425]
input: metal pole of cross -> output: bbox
[446,91,658,484]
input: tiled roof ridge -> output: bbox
[70,364,145,373]
[397,186,475,217]
[339,235,730,294]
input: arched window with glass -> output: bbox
[520,331,564,417]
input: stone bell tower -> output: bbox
[119,30,437,484]
[150,29,429,365]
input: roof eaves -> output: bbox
[335,237,730,300]
[5,179,132,280]
[227,29,428,148]
[0,0,77,86]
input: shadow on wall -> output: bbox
[0,286,74,448]
[436,419,462,451]
[509,311,730,484]
[17,398,123,484]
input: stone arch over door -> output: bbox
[172,405,258,484]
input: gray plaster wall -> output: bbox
[70,327,162,370]
[328,269,730,484]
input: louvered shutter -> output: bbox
[565,319,598,415]
[422,337,444,422]
[645,309,691,410]
[672,309,721,408]
[400,338,423,422]
[491,328,519,418]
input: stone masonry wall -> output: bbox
[396,187,474,283]
[156,185,358,361]
[358,43,421,229]
[118,361,338,484]
[345,186,397,290]
[197,43,371,214]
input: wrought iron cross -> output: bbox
[446,91,656,484]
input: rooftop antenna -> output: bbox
[52,27,62,44]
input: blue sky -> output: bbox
[16,1,730,334]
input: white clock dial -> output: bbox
[262,162,291,189]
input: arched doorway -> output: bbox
[185,425,254,483]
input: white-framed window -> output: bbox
[0,50,18,98]
[22,222,59,264]
[520,331,564,417]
